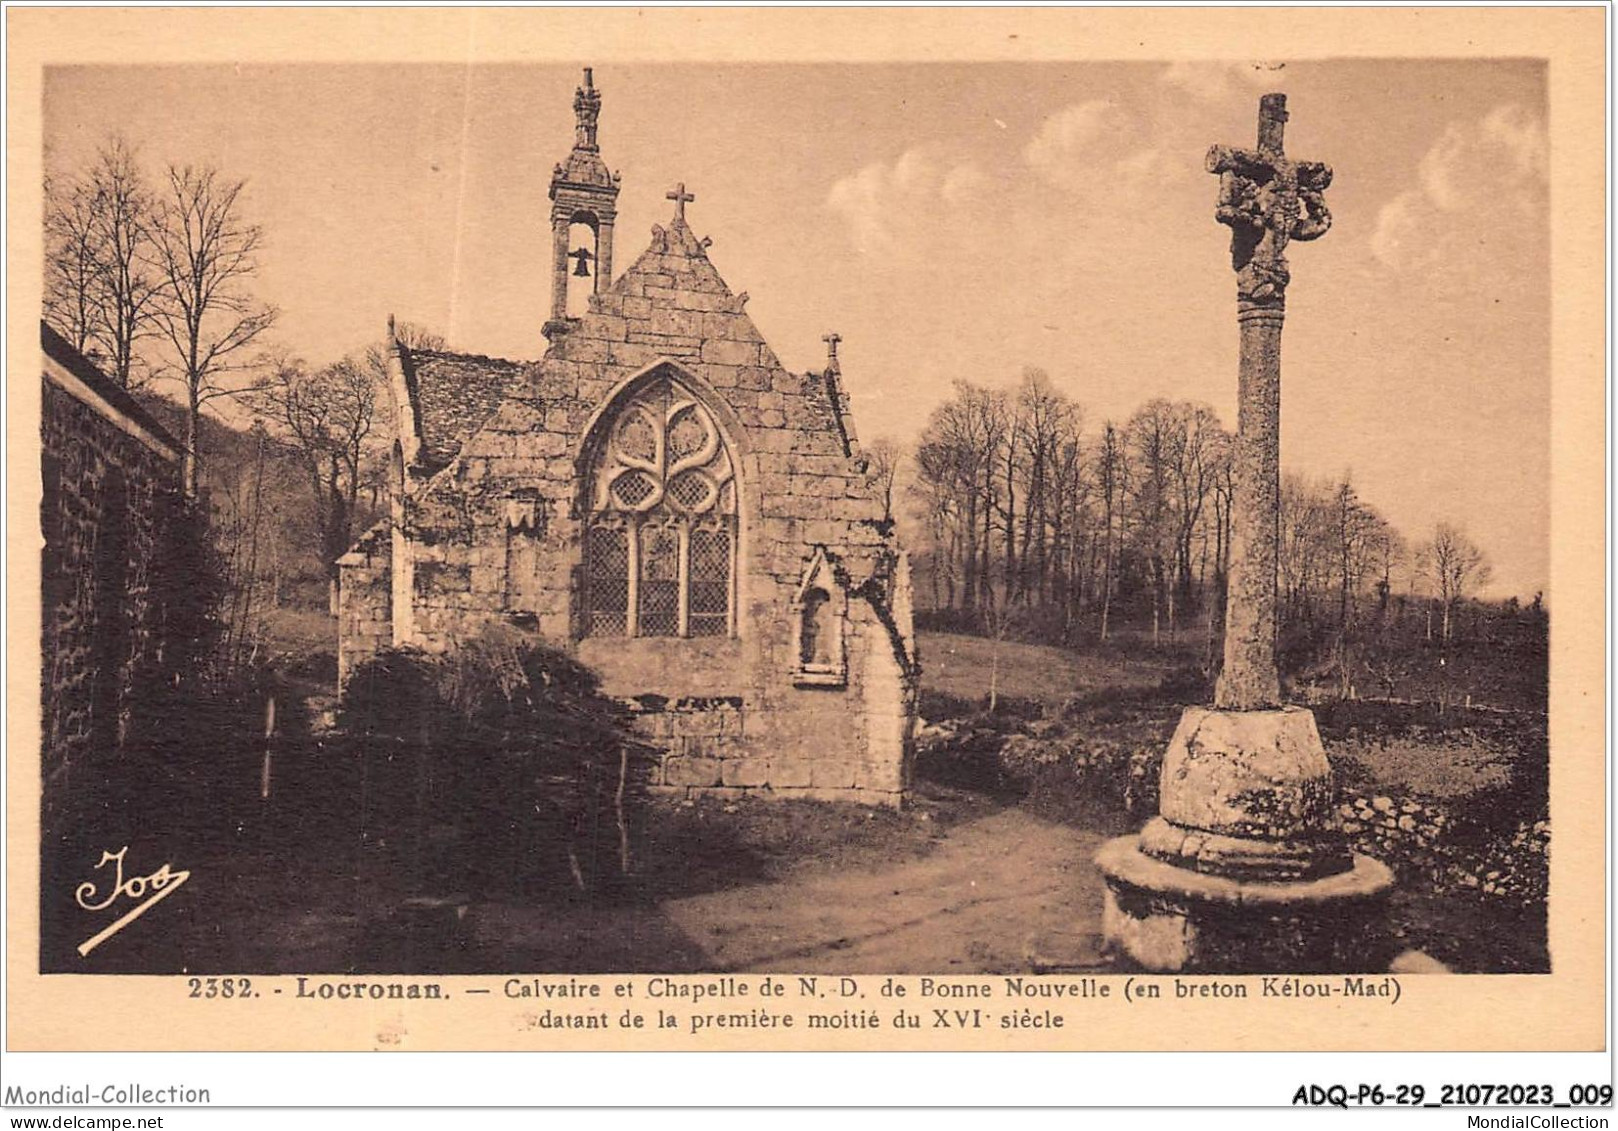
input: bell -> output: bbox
[570,247,593,277]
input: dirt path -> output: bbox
[661,808,1113,973]
[162,793,1117,975]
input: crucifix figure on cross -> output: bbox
[666,182,695,223]
[1206,93,1333,311]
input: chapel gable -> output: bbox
[340,67,919,807]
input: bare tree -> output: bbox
[1420,522,1492,644]
[1279,472,1332,628]
[1199,426,1234,667]
[1324,474,1391,695]
[43,172,103,355]
[1126,399,1177,644]
[863,437,901,524]
[1094,420,1127,642]
[1048,409,1088,635]
[149,163,278,497]
[1163,401,1222,638]
[1373,523,1407,614]
[44,139,163,387]
[1011,368,1077,606]
[972,386,1011,613]
[914,381,1005,613]
[249,351,384,613]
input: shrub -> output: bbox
[339,625,652,900]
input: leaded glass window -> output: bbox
[585,524,629,636]
[583,374,737,638]
[689,528,731,638]
[638,524,681,637]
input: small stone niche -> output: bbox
[502,493,547,613]
[790,547,846,688]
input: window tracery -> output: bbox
[583,375,736,638]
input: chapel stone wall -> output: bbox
[335,528,393,686]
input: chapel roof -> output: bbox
[399,347,527,469]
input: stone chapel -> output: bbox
[337,69,921,806]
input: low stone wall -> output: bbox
[1331,793,1548,907]
[927,716,1548,912]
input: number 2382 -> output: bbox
[187,976,253,999]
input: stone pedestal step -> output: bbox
[1023,930,1111,973]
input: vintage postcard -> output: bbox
[4,5,1607,1072]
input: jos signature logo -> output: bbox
[75,846,190,956]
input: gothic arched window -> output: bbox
[583,375,737,638]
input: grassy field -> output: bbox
[919,631,1189,713]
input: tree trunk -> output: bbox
[183,391,201,499]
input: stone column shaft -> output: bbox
[1216,305,1284,709]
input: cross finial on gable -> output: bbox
[822,332,842,363]
[666,182,695,223]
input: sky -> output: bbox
[43,59,1549,599]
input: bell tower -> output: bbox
[546,67,621,341]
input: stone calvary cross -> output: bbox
[1095,94,1391,975]
[1207,92,1332,710]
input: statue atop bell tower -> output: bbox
[546,67,621,340]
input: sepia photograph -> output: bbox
[7,8,1606,1074]
[34,52,1558,980]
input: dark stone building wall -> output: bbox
[40,332,185,824]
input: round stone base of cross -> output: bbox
[1159,705,1340,845]
[1094,834,1395,974]
[1137,816,1343,882]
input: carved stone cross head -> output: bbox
[1206,93,1332,308]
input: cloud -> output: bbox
[1023,101,1125,186]
[1159,61,1285,103]
[1371,103,1547,272]
[940,163,988,206]
[826,148,987,252]
[1022,100,1176,194]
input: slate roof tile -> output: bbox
[400,348,527,468]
